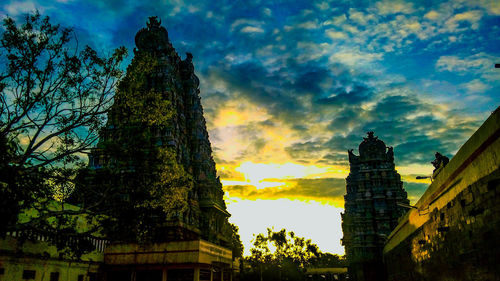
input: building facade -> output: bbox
[341,132,409,281]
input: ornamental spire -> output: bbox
[134,16,172,54]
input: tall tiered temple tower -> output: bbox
[341,132,409,281]
[66,17,236,281]
[85,17,230,247]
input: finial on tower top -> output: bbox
[147,16,161,29]
[365,131,377,141]
[134,16,170,53]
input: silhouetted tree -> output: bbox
[243,228,321,281]
[230,223,244,259]
[0,12,126,254]
[308,252,346,268]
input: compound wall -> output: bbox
[383,107,500,281]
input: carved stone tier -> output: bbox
[341,132,409,281]
[88,17,231,247]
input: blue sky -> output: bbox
[2,0,499,255]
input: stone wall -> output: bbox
[0,235,102,281]
[383,107,500,281]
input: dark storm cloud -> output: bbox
[293,66,331,94]
[285,91,479,166]
[324,133,365,153]
[318,152,349,166]
[372,95,420,119]
[203,54,375,133]
[285,140,327,162]
[394,136,443,165]
[315,84,373,106]
[327,106,365,132]
[204,61,308,121]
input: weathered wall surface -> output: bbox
[0,236,102,281]
[104,239,232,265]
[383,107,500,281]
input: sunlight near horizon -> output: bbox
[225,197,345,256]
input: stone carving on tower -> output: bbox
[341,132,409,281]
[79,17,230,247]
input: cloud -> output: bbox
[262,7,272,17]
[285,139,328,161]
[329,50,383,66]
[435,53,500,80]
[224,177,346,205]
[315,84,374,106]
[477,0,500,15]
[3,1,43,16]
[463,79,489,93]
[297,21,318,30]
[424,10,440,20]
[240,26,265,34]
[230,19,265,33]
[375,0,415,15]
[325,29,347,39]
[445,10,483,31]
[436,53,489,72]
[404,182,429,203]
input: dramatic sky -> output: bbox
[3,0,499,255]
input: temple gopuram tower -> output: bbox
[74,17,234,281]
[86,16,230,245]
[341,132,409,281]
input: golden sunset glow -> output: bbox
[225,197,346,256]
[207,95,446,255]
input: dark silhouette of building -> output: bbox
[84,16,231,247]
[341,132,409,281]
[383,107,500,281]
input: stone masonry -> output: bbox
[341,132,409,281]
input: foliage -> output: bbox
[72,48,194,242]
[242,228,346,281]
[0,12,126,169]
[0,11,126,254]
[308,252,346,268]
[230,223,244,259]
[242,228,319,281]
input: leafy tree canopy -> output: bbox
[242,228,345,281]
[0,12,126,255]
[230,223,244,259]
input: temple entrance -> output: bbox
[168,269,194,281]
[136,270,162,281]
[107,271,132,281]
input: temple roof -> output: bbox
[134,16,171,53]
[358,131,387,161]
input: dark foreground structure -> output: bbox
[0,17,235,281]
[383,107,500,280]
[341,133,410,281]
[305,267,348,281]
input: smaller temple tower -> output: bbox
[341,132,409,281]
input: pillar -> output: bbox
[193,268,200,281]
